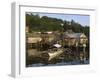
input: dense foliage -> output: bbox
[26,13,89,37]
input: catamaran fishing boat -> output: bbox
[40,44,64,63]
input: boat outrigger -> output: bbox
[48,49,63,61]
[40,44,68,64]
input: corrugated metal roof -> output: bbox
[64,33,86,39]
[27,37,42,43]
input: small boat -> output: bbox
[40,44,63,62]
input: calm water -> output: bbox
[27,60,89,67]
[27,51,89,67]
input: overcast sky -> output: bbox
[27,12,90,26]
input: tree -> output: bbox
[26,13,89,36]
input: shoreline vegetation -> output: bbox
[26,13,89,37]
[26,13,89,67]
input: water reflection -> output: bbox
[26,47,89,67]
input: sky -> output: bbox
[27,12,90,26]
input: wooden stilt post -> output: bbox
[83,43,86,62]
[75,41,78,60]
